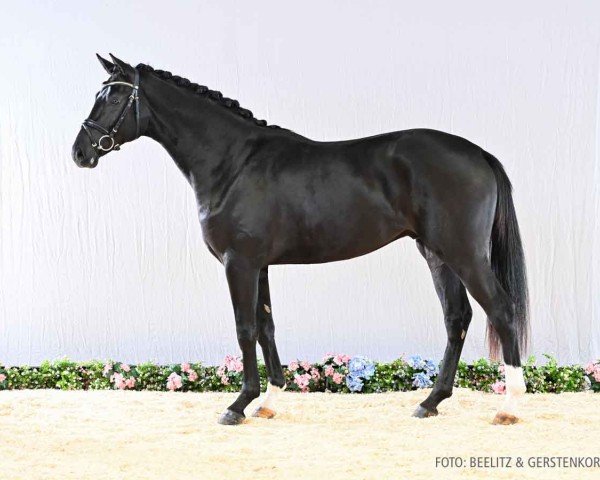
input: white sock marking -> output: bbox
[259,383,285,411]
[500,365,526,416]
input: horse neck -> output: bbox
[140,72,263,208]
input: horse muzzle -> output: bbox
[72,144,99,169]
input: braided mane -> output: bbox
[137,64,280,129]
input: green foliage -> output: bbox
[0,355,597,394]
[536,354,587,393]
[135,362,169,391]
[455,358,501,392]
[363,359,413,392]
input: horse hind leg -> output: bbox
[448,256,526,425]
[413,241,473,418]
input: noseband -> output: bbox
[82,69,140,152]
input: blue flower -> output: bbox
[348,356,376,379]
[412,372,433,389]
[346,373,364,392]
[424,359,439,376]
[407,355,425,369]
[363,361,375,379]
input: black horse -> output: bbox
[72,55,529,426]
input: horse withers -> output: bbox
[72,54,529,426]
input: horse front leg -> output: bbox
[252,267,286,419]
[218,256,261,426]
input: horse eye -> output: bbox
[111,98,120,105]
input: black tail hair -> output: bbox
[483,151,529,360]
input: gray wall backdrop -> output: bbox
[1,1,599,365]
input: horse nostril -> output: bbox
[72,145,92,167]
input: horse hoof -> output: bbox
[252,407,276,419]
[412,405,438,418]
[218,409,246,425]
[492,412,519,425]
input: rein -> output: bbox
[81,69,140,152]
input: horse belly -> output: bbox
[271,190,410,264]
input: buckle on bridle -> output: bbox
[97,135,115,152]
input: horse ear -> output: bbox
[96,54,117,75]
[108,53,132,75]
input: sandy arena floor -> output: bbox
[0,388,598,480]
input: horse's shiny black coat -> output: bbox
[72,55,528,424]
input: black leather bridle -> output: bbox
[81,69,140,152]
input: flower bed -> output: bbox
[0,355,598,394]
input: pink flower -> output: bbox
[121,363,131,372]
[332,372,343,384]
[288,361,299,372]
[220,374,229,385]
[111,372,126,390]
[584,362,600,382]
[125,377,136,389]
[310,368,320,381]
[322,353,334,362]
[294,373,311,392]
[584,362,596,375]
[216,366,226,376]
[103,363,112,376]
[491,381,506,394]
[300,361,311,371]
[224,355,243,373]
[188,370,198,382]
[181,362,191,373]
[0,373,6,382]
[333,354,350,366]
[166,372,183,391]
[324,365,335,377]
[498,365,505,374]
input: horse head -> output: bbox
[72,54,141,168]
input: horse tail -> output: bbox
[482,151,529,360]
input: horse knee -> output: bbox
[236,325,258,345]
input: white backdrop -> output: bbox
[1,1,599,365]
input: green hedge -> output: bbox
[0,354,598,394]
